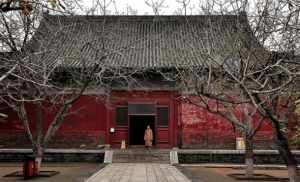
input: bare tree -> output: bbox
[1,20,143,171]
[0,0,70,14]
[145,0,168,15]
[170,0,300,180]
[181,92,265,177]
[124,4,138,15]
[175,0,191,15]
[197,0,300,53]
[177,30,300,181]
[84,0,113,15]
[0,0,145,172]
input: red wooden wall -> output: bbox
[180,102,274,149]
[0,96,107,148]
[0,91,277,149]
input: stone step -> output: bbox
[113,154,169,163]
[113,149,170,163]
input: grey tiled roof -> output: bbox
[27,13,264,69]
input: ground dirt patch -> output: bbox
[228,173,288,181]
[4,171,59,178]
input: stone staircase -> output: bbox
[112,148,170,163]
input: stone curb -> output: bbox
[180,163,300,169]
[177,149,300,155]
[0,149,105,153]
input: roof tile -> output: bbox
[27,14,264,69]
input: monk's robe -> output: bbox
[144,128,153,147]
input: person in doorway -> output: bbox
[144,125,153,149]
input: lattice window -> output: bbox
[116,107,128,126]
[128,104,156,115]
[157,107,169,127]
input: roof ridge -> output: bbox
[42,13,246,23]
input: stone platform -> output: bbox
[113,149,170,163]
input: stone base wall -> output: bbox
[181,138,277,150]
[0,150,104,162]
[178,151,300,164]
[0,132,105,149]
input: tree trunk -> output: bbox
[43,104,72,147]
[16,102,35,148]
[253,95,300,182]
[35,102,44,173]
[274,125,300,182]
[34,145,43,172]
[245,135,254,178]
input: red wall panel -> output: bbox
[0,92,278,149]
[0,96,107,148]
[181,101,274,149]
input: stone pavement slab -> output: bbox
[85,163,191,182]
[0,163,105,182]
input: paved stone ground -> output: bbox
[177,165,290,182]
[86,163,191,182]
[0,163,105,182]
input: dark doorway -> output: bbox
[129,115,155,145]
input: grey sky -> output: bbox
[77,0,259,15]
[80,0,200,15]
